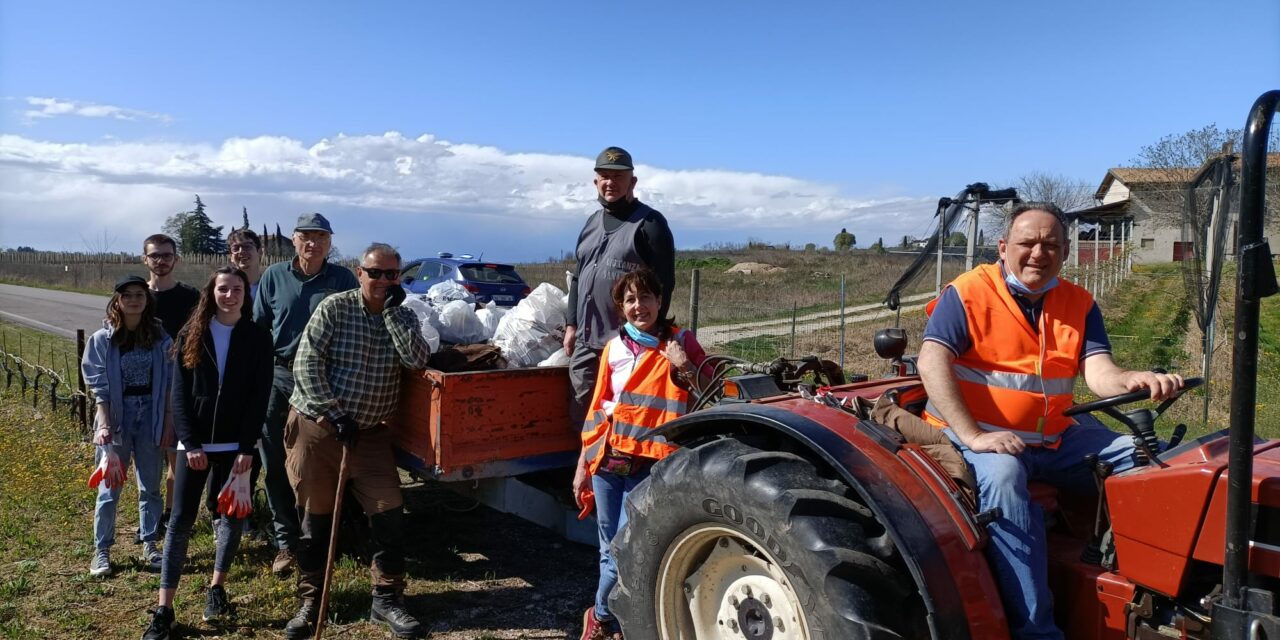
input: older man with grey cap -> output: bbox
[252,212,359,576]
[564,149,675,430]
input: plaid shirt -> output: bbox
[290,289,431,427]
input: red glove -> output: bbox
[88,450,127,490]
[216,470,253,519]
[576,487,595,521]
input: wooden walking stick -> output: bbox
[313,442,351,640]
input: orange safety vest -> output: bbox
[921,263,1091,447]
[580,328,686,476]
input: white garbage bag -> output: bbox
[437,299,489,345]
[511,283,567,328]
[475,302,507,341]
[537,347,570,367]
[492,283,568,367]
[402,295,441,352]
[493,315,560,367]
[427,280,475,305]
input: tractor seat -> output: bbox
[1027,482,1060,515]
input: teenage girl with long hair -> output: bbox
[141,266,273,639]
[83,276,174,578]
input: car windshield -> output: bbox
[459,263,523,285]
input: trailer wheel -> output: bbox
[610,437,921,640]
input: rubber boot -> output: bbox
[284,569,323,640]
[370,587,422,639]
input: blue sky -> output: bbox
[1,1,1277,261]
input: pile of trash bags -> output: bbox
[402,281,570,368]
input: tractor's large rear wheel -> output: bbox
[610,437,923,640]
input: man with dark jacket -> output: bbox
[563,147,676,430]
[142,233,198,540]
[253,213,359,575]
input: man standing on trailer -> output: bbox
[282,243,430,639]
[253,213,358,576]
[564,146,676,432]
[918,202,1184,640]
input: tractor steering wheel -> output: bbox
[1063,377,1203,417]
[1063,377,1203,466]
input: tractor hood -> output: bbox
[1106,431,1280,597]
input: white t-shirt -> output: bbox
[210,319,234,385]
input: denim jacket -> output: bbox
[80,319,173,446]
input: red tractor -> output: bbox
[608,91,1280,640]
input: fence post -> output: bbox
[839,274,846,372]
[688,269,700,334]
[77,329,88,431]
[790,302,797,358]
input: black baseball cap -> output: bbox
[114,275,148,293]
[595,146,634,171]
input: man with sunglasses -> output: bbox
[141,233,197,555]
[253,213,358,577]
[283,242,430,639]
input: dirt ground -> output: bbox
[370,478,598,639]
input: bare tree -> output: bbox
[985,172,1094,237]
[1129,124,1280,232]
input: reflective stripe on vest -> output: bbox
[921,263,1092,444]
[580,333,685,475]
[924,400,1063,446]
[951,363,1075,396]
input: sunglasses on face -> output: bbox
[360,267,400,281]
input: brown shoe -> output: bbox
[272,549,296,576]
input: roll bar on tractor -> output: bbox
[1214,89,1280,640]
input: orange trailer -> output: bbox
[389,365,579,482]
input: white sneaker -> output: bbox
[89,548,111,577]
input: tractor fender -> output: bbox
[654,401,1009,640]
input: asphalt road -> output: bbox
[0,284,109,339]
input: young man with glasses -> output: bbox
[282,242,430,639]
[141,233,198,551]
[253,213,358,577]
[227,229,264,300]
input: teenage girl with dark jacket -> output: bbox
[142,266,272,640]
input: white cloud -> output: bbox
[21,97,173,124]
[0,131,936,259]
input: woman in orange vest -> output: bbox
[573,267,708,640]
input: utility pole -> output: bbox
[935,209,945,295]
[964,203,980,271]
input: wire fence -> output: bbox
[0,325,92,436]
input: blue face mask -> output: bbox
[622,322,660,349]
[1003,266,1059,297]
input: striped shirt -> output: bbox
[290,289,431,427]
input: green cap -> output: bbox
[594,146,634,171]
[294,212,334,234]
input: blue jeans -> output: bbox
[945,415,1137,640]
[94,395,164,549]
[592,467,651,624]
[259,364,300,552]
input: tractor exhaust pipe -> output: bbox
[1214,90,1280,639]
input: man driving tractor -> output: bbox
[918,201,1185,640]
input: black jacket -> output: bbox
[171,317,273,454]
